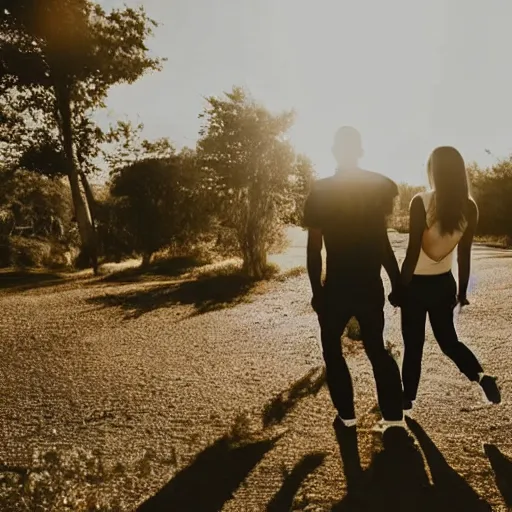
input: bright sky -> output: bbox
[98,0,512,185]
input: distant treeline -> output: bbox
[389,164,512,247]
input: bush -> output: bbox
[388,183,426,233]
[0,236,72,269]
[0,169,75,268]
[105,155,206,266]
[388,214,409,234]
[198,87,315,279]
[469,161,512,239]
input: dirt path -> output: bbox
[0,233,511,511]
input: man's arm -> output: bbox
[457,200,478,303]
[382,232,400,289]
[307,228,323,297]
[400,195,426,287]
[303,184,324,311]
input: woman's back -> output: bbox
[414,190,468,275]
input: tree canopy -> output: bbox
[0,0,164,271]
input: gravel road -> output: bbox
[1,231,511,511]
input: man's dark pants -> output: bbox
[318,278,403,421]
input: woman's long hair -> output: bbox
[427,146,470,235]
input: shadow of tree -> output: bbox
[137,368,327,511]
[484,443,512,507]
[100,256,205,284]
[262,367,326,428]
[267,453,326,512]
[333,418,491,511]
[88,271,262,319]
[0,270,67,293]
[137,435,280,512]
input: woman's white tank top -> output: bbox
[414,191,467,275]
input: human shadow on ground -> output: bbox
[138,368,324,511]
[333,417,491,511]
[99,256,204,285]
[88,270,261,319]
[267,452,326,512]
[333,421,432,511]
[406,417,491,511]
[137,434,280,512]
[262,367,326,428]
[484,443,512,507]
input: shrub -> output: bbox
[0,236,72,269]
[468,161,512,239]
[106,155,206,266]
[198,86,314,279]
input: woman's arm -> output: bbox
[457,199,479,303]
[400,195,427,287]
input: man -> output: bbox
[304,126,404,430]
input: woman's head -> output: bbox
[427,146,470,234]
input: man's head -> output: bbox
[332,126,363,170]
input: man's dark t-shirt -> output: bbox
[304,169,398,288]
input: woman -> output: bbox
[398,146,501,411]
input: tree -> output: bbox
[0,167,73,267]
[103,120,176,173]
[468,160,512,240]
[108,153,203,267]
[396,183,426,213]
[198,87,312,279]
[0,0,163,273]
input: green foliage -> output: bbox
[103,120,176,173]
[0,0,162,172]
[389,183,426,233]
[469,160,512,240]
[0,169,72,239]
[106,152,204,265]
[0,0,164,269]
[198,86,314,278]
[0,168,73,267]
[0,236,72,269]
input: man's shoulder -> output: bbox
[309,170,397,195]
[359,169,398,194]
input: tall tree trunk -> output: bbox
[79,169,97,230]
[54,82,98,274]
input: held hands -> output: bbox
[388,283,405,308]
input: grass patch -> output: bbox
[274,265,306,282]
[100,255,208,284]
[475,235,512,249]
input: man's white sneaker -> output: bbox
[372,419,406,433]
[337,416,357,428]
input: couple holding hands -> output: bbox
[305,126,501,431]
